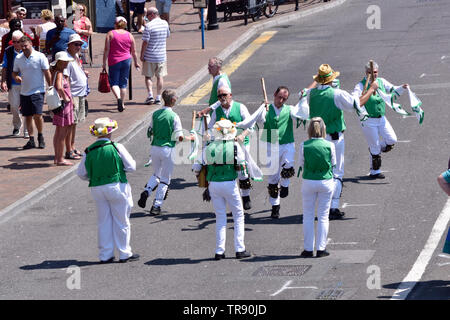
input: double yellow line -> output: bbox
[180,31,278,105]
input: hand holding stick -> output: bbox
[370,60,376,95]
[261,77,269,111]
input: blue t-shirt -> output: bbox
[2,49,21,86]
[46,27,76,58]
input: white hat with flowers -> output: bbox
[213,118,237,141]
[89,117,118,137]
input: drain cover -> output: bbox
[252,265,311,277]
[316,288,344,300]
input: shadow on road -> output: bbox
[380,280,450,300]
[20,260,100,270]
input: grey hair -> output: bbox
[365,61,379,72]
[209,57,223,68]
[307,117,327,139]
[12,30,24,39]
[147,7,159,15]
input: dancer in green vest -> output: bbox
[193,119,252,260]
[298,117,336,258]
[206,86,254,210]
[77,117,140,263]
[352,61,409,179]
[300,64,368,220]
[207,57,231,106]
[138,89,194,215]
[236,86,309,219]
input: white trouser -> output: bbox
[90,182,134,261]
[301,179,334,251]
[326,132,344,209]
[8,85,23,130]
[145,146,175,207]
[360,116,397,175]
[267,142,295,206]
[238,143,251,197]
[209,180,245,254]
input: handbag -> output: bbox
[98,68,111,93]
[46,74,61,110]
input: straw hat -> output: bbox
[50,51,74,66]
[313,64,340,84]
[213,119,237,141]
[89,118,118,137]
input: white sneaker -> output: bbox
[145,97,154,105]
[23,131,29,138]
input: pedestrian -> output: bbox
[45,14,76,61]
[207,57,231,106]
[437,162,450,197]
[1,18,36,61]
[12,36,51,150]
[129,0,146,33]
[66,34,89,160]
[34,9,56,54]
[138,89,194,214]
[352,61,409,179]
[155,0,174,26]
[141,7,170,105]
[300,64,368,220]
[76,117,140,264]
[236,86,308,219]
[0,11,17,39]
[298,117,336,258]
[193,119,252,260]
[206,86,254,210]
[50,51,77,166]
[1,31,28,138]
[73,4,93,50]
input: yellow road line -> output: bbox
[180,31,278,105]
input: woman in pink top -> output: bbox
[102,16,140,112]
[73,4,92,49]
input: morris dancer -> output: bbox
[236,86,308,219]
[138,89,194,215]
[298,64,368,220]
[76,117,139,263]
[193,119,252,260]
[352,61,409,179]
[207,57,231,106]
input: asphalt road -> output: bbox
[0,0,449,302]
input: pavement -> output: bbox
[0,0,338,217]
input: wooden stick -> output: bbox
[370,60,376,95]
[191,110,196,130]
[363,73,371,95]
[261,77,269,111]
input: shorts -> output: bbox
[73,96,86,124]
[156,0,172,14]
[109,58,131,88]
[20,93,44,116]
[142,61,167,78]
[130,2,145,14]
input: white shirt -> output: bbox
[77,139,136,181]
[148,106,184,141]
[213,74,231,92]
[66,51,87,97]
[13,49,49,96]
[142,17,170,63]
[352,77,401,102]
[305,84,360,111]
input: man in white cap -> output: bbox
[300,64,368,220]
[77,117,139,263]
[352,61,409,179]
[193,119,252,260]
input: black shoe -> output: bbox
[150,205,161,215]
[119,254,140,263]
[280,186,289,198]
[227,212,232,217]
[37,135,45,149]
[316,250,330,258]
[138,190,149,208]
[242,196,252,210]
[329,208,345,220]
[117,98,124,112]
[236,251,251,259]
[23,139,36,149]
[12,128,20,136]
[271,205,280,219]
[99,257,115,264]
[300,250,313,258]
[369,173,385,179]
[214,253,225,260]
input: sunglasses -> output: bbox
[218,93,229,98]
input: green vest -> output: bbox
[85,140,128,187]
[209,74,231,106]
[215,101,249,146]
[360,77,386,118]
[309,87,346,134]
[302,139,333,180]
[151,108,176,148]
[261,104,295,145]
[206,140,238,182]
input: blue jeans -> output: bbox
[109,58,131,89]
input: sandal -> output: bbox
[56,161,73,166]
[65,150,81,160]
[73,149,82,156]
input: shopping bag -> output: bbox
[98,68,111,93]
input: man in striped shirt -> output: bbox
[140,7,170,105]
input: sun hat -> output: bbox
[68,33,84,45]
[313,64,340,85]
[115,16,127,24]
[16,7,27,14]
[50,51,74,66]
[90,118,119,137]
[213,119,237,141]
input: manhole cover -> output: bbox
[252,265,311,277]
[316,288,344,300]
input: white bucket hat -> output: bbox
[68,33,84,45]
[50,51,74,66]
